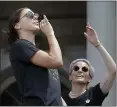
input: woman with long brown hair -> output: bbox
[8,7,65,106]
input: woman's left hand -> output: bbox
[84,24,100,46]
[40,15,54,37]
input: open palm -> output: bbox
[84,24,99,46]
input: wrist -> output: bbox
[46,31,54,37]
[94,40,101,48]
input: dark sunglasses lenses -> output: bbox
[82,67,88,72]
[23,11,43,22]
[74,66,79,71]
[26,11,34,19]
[73,66,88,72]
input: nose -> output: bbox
[78,70,82,73]
[77,68,83,73]
[33,15,39,20]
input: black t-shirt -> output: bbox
[9,39,62,106]
[64,83,108,106]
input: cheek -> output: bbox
[21,20,32,27]
[72,72,77,77]
[84,73,90,80]
[69,72,76,79]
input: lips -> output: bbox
[35,22,39,25]
[76,74,83,78]
[33,21,39,25]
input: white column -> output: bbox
[87,1,116,106]
[116,2,117,105]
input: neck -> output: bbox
[71,82,87,96]
[19,30,36,45]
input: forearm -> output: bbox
[85,24,116,93]
[96,43,116,74]
[47,33,63,64]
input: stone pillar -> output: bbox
[87,1,116,106]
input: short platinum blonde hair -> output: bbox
[69,59,95,79]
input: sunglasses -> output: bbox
[73,65,89,72]
[20,11,44,22]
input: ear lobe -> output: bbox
[88,79,91,83]
[14,23,20,30]
[88,77,91,83]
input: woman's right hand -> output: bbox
[40,15,54,36]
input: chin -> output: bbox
[76,80,85,83]
[33,27,40,33]
[74,78,86,84]
[76,81,87,84]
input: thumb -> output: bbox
[84,32,88,38]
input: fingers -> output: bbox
[87,22,91,27]
[40,15,49,28]
[86,26,90,32]
[86,26,94,31]
[43,15,49,22]
[86,23,95,31]
[87,22,93,30]
[40,20,44,28]
[86,23,92,32]
[40,15,49,24]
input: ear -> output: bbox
[87,76,91,83]
[88,79,91,83]
[14,23,20,30]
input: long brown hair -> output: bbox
[8,7,27,44]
